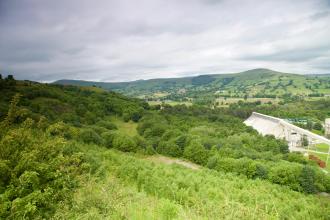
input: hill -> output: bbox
[54,69,330,103]
[0,76,329,219]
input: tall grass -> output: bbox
[55,144,330,219]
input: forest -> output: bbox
[0,76,329,219]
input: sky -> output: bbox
[0,0,330,82]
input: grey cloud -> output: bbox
[0,0,330,82]
[242,46,330,62]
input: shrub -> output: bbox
[206,156,218,169]
[268,164,302,191]
[96,121,117,130]
[47,121,76,139]
[183,139,208,165]
[255,163,268,179]
[309,155,326,168]
[157,140,182,157]
[299,166,317,193]
[112,133,138,152]
[79,128,103,145]
[285,152,308,164]
[101,131,118,148]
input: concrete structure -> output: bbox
[325,118,330,137]
[244,112,330,155]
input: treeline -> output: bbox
[227,97,330,122]
[0,79,148,125]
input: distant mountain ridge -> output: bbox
[54,68,330,99]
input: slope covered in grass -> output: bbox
[54,68,330,102]
[1,77,329,219]
[55,145,330,219]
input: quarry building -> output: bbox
[244,112,330,158]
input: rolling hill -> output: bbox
[54,69,330,101]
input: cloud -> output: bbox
[0,0,330,82]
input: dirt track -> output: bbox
[147,155,200,170]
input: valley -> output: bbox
[0,75,330,219]
[55,69,330,107]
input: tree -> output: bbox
[299,166,316,193]
[183,139,208,165]
[2,93,25,126]
[79,128,102,145]
[313,122,322,131]
[6,75,14,80]
[5,74,16,86]
[302,135,309,147]
[157,140,182,157]
[244,94,248,100]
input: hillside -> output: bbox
[54,69,330,103]
[1,76,330,219]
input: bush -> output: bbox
[112,133,138,152]
[96,121,117,130]
[157,140,182,157]
[183,139,208,165]
[101,131,118,148]
[268,164,302,191]
[255,163,268,179]
[79,128,103,145]
[206,156,218,169]
[299,166,317,193]
[47,121,76,139]
[285,152,308,164]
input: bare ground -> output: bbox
[146,155,200,170]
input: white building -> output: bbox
[325,118,330,137]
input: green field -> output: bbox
[309,143,330,171]
[55,68,330,101]
[215,97,279,107]
[110,116,138,137]
[148,100,193,106]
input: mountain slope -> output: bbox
[54,69,330,100]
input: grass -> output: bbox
[315,143,330,153]
[148,100,193,106]
[309,143,330,172]
[54,145,330,219]
[312,129,324,135]
[214,97,280,107]
[110,116,138,137]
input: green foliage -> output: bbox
[112,132,138,152]
[157,140,182,157]
[46,121,77,139]
[183,139,208,165]
[299,166,317,193]
[94,150,330,219]
[1,76,330,219]
[101,131,118,148]
[0,125,87,219]
[55,69,330,102]
[96,120,117,130]
[269,163,302,191]
[79,128,103,145]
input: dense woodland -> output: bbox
[0,76,329,219]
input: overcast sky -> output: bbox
[0,0,330,82]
